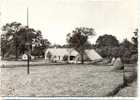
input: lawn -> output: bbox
[115,81,137,97]
[0,64,125,96]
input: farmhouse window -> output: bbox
[70,56,75,60]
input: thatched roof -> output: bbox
[45,48,78,56]
[45,48,103,61]
[85,49,103,61]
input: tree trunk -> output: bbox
[2,50,5,59]
[15,41,18,60]
[81,53,84,64]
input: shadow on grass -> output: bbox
[106,70,137,97]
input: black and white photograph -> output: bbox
[0,0,138,99]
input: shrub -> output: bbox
[130,54,138,64]
[63,55,68,61]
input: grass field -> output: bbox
[0,64,135,96]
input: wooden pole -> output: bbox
[27,7,29,28]
[27,7,30,74]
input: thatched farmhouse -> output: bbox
[45,48,102,63]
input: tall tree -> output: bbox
[95,34,119,48]
[1,34,8,58]
[17,26,36,54]
[67,27,95,64]
[46,51,52,61]
[31,30,50,58]
[95,34,119,58]
[1,22,50,59]
[1,22,21,59]
[120,39,133,50]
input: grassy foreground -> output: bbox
[0,64,125,96]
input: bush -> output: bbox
[121,49,131,64]
[129,54,138,64]
[63,55,68,61]
[96,47,112,58]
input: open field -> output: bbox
[0,64,136,96]
[0,60,47,67]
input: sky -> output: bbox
[0,0,138,45]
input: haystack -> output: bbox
[110,57,116,65]
[113,57,124,70]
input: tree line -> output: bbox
[1,22,138,64]
[66,27,138,64]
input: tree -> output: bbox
[96,46,112,58]
[46,51,52,61]
[95,34,119,58]
[120,39,133,50]
[17,26,37,55]
[111,47,120,58]
[31,30,50,58]
[1,22,50,60]
[62,44,70,48]
[67,27,95,64]
[95,34,119,48]
[1,22,22,59]
[1,34,8,58]
[119,39,135,63]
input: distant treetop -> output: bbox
[95,34,119,48]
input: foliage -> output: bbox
[46,51,52,61]
[130,54,138,63]
[50,44,63,48]
[95,34,119,59]
[32,38,50,58]
[120,29,138,64]
[62,44,70,48]
[116,35,137,64]
[95,32,138,64]
[67,27,95,63]
[1,22,22,59]
[95,34,119,48]
[1,22,50,60]
[63,55,68,61]
[120,39,133,49]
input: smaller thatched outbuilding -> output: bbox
[110,57,116,65]
[113,57,124,70]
